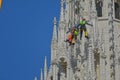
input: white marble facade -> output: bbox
[38,0,120,80]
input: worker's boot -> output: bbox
[85,36,89,40]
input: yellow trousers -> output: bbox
[84,31,88,36]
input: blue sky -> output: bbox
[0,0,60,80]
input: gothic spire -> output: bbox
[40,69,43,80]
[52,17,57,41]
[34,76,37,80]
[44,56,47,80]
[60,0,64,22]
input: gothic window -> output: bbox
[114,0,120,19]
[118,57,120,65]
[96,0,103,17]
[58,73,60,80]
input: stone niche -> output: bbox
[59,57,67,77]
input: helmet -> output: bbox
[82,18,86,20]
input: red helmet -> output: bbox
[82,18,86,20]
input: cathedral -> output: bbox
[35,0,120,80]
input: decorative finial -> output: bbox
[44,56,47,80]
[90,0,97,18]
[54,17,57,25]
[34,76,37,80]
[40,69,43,80]
[52,17,57,41]
[60,0,64,21]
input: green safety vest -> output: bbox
[74,30,78,36]
[80,20,86,25]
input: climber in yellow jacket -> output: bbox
[79,18,89,40]
[76,18,93,40]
